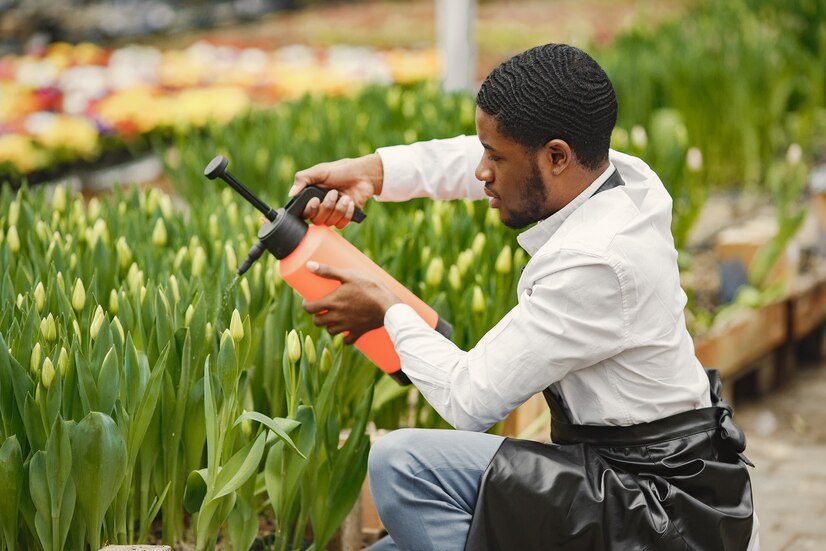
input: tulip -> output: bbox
[230,309,244,342]
[208,214,220,240]
[185,304,195,327]
[191,246,206,277]
[112,316,125,342]
[173,246,187,270]
[320,347,333,374]
[287,330,301,364]
[611,127,629,151]
[58,347,69,376]
[495,245,512,274]
[471,233,486,256]
[205,322,213,341]
[168,275,180,303]
[472,285,486,313]
[448,265,461,291]
[127,263,144,292]
[420,246,431,266]
[224,242,238,273]
[90,305,105,340]
[220,328,233,348]
[304,335,316,365]
[31,343,42,374]
[160,194,173,218]
[239,278,251,306]
[34,282,46,313]
[7,225,20,253]
[116,237,132,269]
[425,257,444,287]
[631,125,647,149]
[41,357,55,389]
[73,319,81,339]
[88,197,101,220]
[40,314,57,342]
[72,279,86,312]
[152,218,168,247]
[8,200,19,226]
[109,289,119,314]
[139,285,147,305]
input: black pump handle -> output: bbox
[285,187,366,224]
[205,155,278,222]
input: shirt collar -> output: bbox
[516,163,616,256]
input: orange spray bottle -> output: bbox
[205,155,452,385]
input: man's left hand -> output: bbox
[303,261,402,344]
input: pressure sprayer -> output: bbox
[204,155,452,385]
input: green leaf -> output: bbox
[70,412,127,551]
[233,411,302,457]
[183,469,208,514]
[213,431,267,499]
[0,436,23,551]
[97,347,120,415]
[217,334,237,394]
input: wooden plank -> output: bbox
[694,300,788,380]
[501,392,548,438]
[791,278,826,340]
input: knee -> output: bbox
[368,428,422,481]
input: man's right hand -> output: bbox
[289,153,384,229]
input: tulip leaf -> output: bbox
[213,431,267,500]
[0,436,23,551]
[183,469,208,514]
[233,411,302,457]
[97,347,120,415]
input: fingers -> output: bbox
[306,261,351,282]
[291,164,328,197]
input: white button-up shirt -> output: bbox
[375,135,711,433]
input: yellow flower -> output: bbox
[230,309,244,342]
[472,286,486,313]
[58,347,69,376]
[31,342,42,374]
[471,233,486,256]
[425,257,444,287]
[41,357,55,389]
[34,282,46,313]
[90,305,105,340]
[304,335,316,365]
[52,184,68,212]
[191,246,206,277]
[287,330,301,364]
[448,265,461,291]
[40,314,57,342]
[320,347,333,374]
[0,134,46,173]
[185,305,195,327]
[71,279,86,312]
[224,242,238,273]
[116,237,132,269]
[495,245,512,274]
[152,218,168,247]
[112,316,125,343]
[168,275,180,304]
[109,289,119,315]
[7,225,20,253]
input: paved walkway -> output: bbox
[735,363,826,550]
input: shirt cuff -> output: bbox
[375,145,417,202]
[384,303,431,342]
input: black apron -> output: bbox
[465,369,755,550]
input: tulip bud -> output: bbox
[208,214,220,240]
[425,257,444,287]
[127,263,143,292]
[159,194,173,218]
[431,214,443,238]
[230,309,244,342]
[31,342,42,374]
[35,220,49,242]
[513,248,527,271]
[611,127,629,151]
[41,357,55,389]
[185,304,195,327]
[173,246,187,270]
[471,233,486,256]
[220,328,232,348]
[69,253,78,270]
[9,200,19,226]
[168,275,180,303]
[241,409,252,439]
[140,285,147,305]
[463,199,475,218]
[287,330,301,364]
[191,246,206,277]
[205,322,213,341]
[71,279,86,312]
[58,347,69,376]
[109,289,119,314]
[448,265,461,291]
[320,347,333,374]
[227,203,238,227]
[40,314,57,342]
[152,218,168,247]
[472,285,486,313]
[495,245,512,274]
[88,197,101,220]
[112,316,125,342]
[93,218,108,245]
[457,250,473,276]
[413,209,424,228]
[73,319,81,339]
[304,335,316,365]
[224,242,238,273]
[144,189,159,215]
[90,305,105,340]
[420,246,431,266]
[333,333,344,350]
[56,272,65,292]
[787,143,802,165]
[7,225,20,253]
[116,237,132,269]
[16,294,24,309]
[34,282,46,313]
[51,184,68,212]
[118,201,127,217]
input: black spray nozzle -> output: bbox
[205,155,278,222]
[238,241,266,276]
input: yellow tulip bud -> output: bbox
[205,322,213,341]
[241,409,252,439]
[227,203,239,227]
[185,304,195,327]
[220,328,232,348]
[457,250,473,277]
[16,294,24,309]
[69,253,78,270]
[34,282,46,313]
[40,314,57,342]
[41,357,55,389]
[159,194,173,218]
[431,214,443,237]
[35,220,49,242]
[208,214,220,240]
[139,285,147,305]
[239,278,251,306]
[448,265,462,291]
[320,347,333,373]
[52,184,67,212]
[93,218,108,245]
[73,319,81,339]
[71,279,86,312]
[56,272,65,292]
[116,237,132,269]
[9,200,20,226]
[88,197,101,220]
[173,246,187,270]
[333,333,344,350]
[127,263,143,292]
[191,246,206,277]
[112,316,125,342]
[168,275,180,303]
[485,205,498,226]
[152,218,167,247]
[287,330,301,364]
[31,342,42,374]
[58,347,69,376]
[224,241,237,273]
[7,225,20,253]
[495,245,512,274]
[109,289,118,315]
[230,309,244,342]
[304,335,316,365]
[425,257,444,287]
[420,245,431,266]
[471,233,486,256]
[472,285,486,313]
[118,201,127,217]
[90,305,105,340]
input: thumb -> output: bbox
[306,261,349,282]
[290,164,328,197]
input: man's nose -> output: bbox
[475,164,493,183]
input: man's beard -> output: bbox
[500,160,551,229]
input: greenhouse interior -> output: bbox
[1,0,825,549]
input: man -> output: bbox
[291,44,758,550]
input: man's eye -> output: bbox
[488,156,501,162]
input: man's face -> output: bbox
[475,108,551,229]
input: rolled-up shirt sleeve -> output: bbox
[375,135,487,202]
[383,252,629,432]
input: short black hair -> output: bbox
[476,44,617,170]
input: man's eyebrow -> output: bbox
[481,142,496,151]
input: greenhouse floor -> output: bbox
[735,362,826,550]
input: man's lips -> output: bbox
[484,187,500,208]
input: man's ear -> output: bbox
[544,139,573,176]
